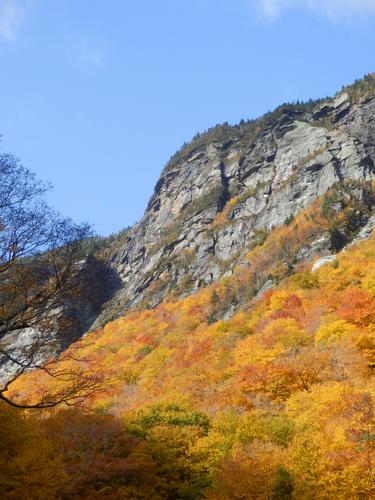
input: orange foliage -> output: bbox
[7,193,375,498]
[336,288,375,326]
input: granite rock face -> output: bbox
[0,255,122,383]
[3,79,375,385]
[311,255,338,273]
[94,83,375,325]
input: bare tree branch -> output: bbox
[0,153,102,408]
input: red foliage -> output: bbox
[336,288,375,326]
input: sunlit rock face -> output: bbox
[92,86,375,324]
[4,80,375,385]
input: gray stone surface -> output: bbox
[5,82,375,384]
[93,88,375,324]
[311,255,338,272]
[348,214,375,246]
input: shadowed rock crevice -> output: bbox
[218,162,230,212]
[49,255,122,352]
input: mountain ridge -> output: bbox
[5,74,375,500]
[91,73,375,328]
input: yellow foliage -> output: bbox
[315,319,356,345]
[262,318,310,349]
[8,189,375,498]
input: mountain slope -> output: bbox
[5,74,375,499]
[95,74,375,326]
[10,206,375,498]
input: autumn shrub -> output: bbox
[0,403,65,499]
[315,319,356,345]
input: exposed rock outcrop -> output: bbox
[4,75,375,387]
[0,256,122,382]
[312,255,338,273]
[94,77,375,325]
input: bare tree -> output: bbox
[0,154,103,408]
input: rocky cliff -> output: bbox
[3,75,375,383]
[91,75,375,326]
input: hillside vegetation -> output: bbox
[97,72,375,318]
[4,187,375,499]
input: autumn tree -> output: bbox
[207,441,290,500]
[45,409,160,498]
[346,392,375,495]
[0,153,102,408]
[0,401,65,498]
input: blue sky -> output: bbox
[1,0,375,235]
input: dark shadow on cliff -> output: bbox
[56,255,123,349]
